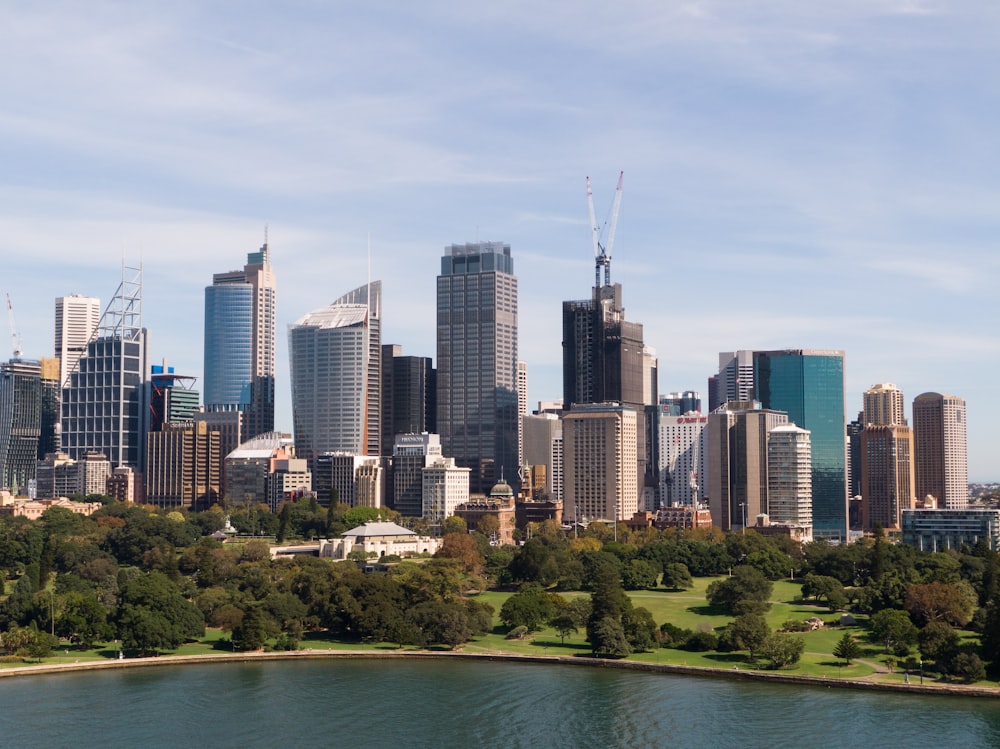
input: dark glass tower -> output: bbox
[436,242,518,495]
[753,349,847,540]
[0,359,42,492]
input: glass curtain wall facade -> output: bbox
[754,350,847,540]
[0,359,42,492]
[204,284,252,413]
[436,242,518,495]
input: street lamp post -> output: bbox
[919,658,924,685]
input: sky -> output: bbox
[2,2,998,481]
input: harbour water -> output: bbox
[5,658,1000,748]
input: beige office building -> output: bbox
[913,392,968,510]
[563,403,638,523]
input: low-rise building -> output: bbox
[0,492,101,519]
[901,508,1000,551]
[318,521,442,560]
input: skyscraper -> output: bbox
[436,242,518,495]
[711,351,755,412]
[657,409,708,508]
[0,358,42,492]
[860,382,914,531]
[563,403,638,523]
[54,294,100,387]
[288,281,381,464]
[60,265,149,469]
[380,344,436,454]
[913,392,968,509]
[204,242,276,440]
[753,349,847,540]
[706,401,788,531]
[767,424,813,533]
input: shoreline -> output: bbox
[2,648,998,699]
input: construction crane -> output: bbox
[587,170,624,288]
[6,292,22,359]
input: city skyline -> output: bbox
[2,4,998,480]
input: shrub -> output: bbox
[506,625,529,640]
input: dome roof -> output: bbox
[489,480,514,497]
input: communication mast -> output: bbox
[6,292,23,358]
[587,171,623,288]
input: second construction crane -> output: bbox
[587,170,623,289]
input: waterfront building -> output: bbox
[901,508,1000,551]
[753,349,847,540]
[436,242,519,495]
[562,403,638,523]
[204,242,276,440]
[912,392,968,510]
[766,424,813,533]
[60,265,149,470]
[288,282,381,464]
[706,401,788,531]
[0,358,42,492]
[54,294,100,387]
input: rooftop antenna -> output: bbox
[6,292,23,358]
[587,171,624,288]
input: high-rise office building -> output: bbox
[863,383,906,427]
[753,349,847,540]
[37,357,60,458]
[706,401,788,531]
[660,391,702,416]
[522,413,563,503]
[657,409,707,508]
[391,432,443,517]
[145,421,221,509]
[0,358,42,493]
[913,392,968,510]
[563,403,638,523]
[288,282,381,464]
[436,242,518,495]
[148,362,200,433]
[204,242,276,440]
[767,424,813,532]
[54,294,100,387]
[380,344,435,456]
[517,360,528,469]
[711,351,755,413]
[60,265,149,469]
[859,382,914,531]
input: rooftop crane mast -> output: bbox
[587,170,624,288]
[6,292,22,359]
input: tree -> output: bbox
[918,621,960,664]
[57,591,111,648]
[801,573,846,610]
[590,616,632,658]
[720,613,770,659]
[758,634,805,669]
[949,652,986,683]
[435,533,485,577]
[407,600,475,648]
[706,566,773,614]
[905,581,975,627]
[231,605,278,651]
[660,563,693,591]
[499,584,557,632]
[833,632,861,665]
[868,609,918,655]
[549,613,578,644]
[586,565,631,652]
[621,559,658,590]
[621,607,657,652]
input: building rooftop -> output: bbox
[342,521,416,539]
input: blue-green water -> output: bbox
[4,659,1000,748]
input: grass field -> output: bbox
[4,577,991,686]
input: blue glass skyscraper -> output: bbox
[753,349,847,540]
[204,243,276,440]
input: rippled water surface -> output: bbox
[6,659,1000,748]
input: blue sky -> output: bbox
[2,2,998,480]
